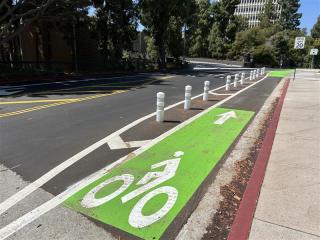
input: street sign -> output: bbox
[294,37,306,49]
[310,48,319,55]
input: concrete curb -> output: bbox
[227,78,290,240]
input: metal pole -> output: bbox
[293,68,296,81]
[311,55,315,69]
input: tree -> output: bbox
[167,15,184,60]
[311,16,320,39]
[0,0,91,45]
[187,0,212,57]
[139,0,191,68]
[92,0,138,68]
[259,0,276,29]
[278,0,302,30]
[208,0,240,59]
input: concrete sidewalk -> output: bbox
[249,69,320,240]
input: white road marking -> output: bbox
[0,73,270,239]
[194,67,256,71]
[0,73,158,91]
[0,90,23,96]
[0,81,227,216]
[210,92,233,96]
[214,111,237,125]
[107,135,151,150]
[187,60,242,67]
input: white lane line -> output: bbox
[187,60,242,67]
[0,90,23,96]
[0,73,270,240]
[210,92,233,96]
[194,67,256,70]
[0,73,159,90]
[0,82,228,216]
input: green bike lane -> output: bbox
[64,107,254,240]
[63,72,292,239]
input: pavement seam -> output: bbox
[254,218,320,238]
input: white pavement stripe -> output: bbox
[0,73,270,240]
[187,60,242,67]
[0,82,228,216]
[194,67,256,70]
[107,135,150,150]
[107,135,128,149]
[0,73,156,90]
[210,92,233,96]
[0,90,23,96]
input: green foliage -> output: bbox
[139,0,191,67]
[91,0,138,68]
[311,16,320,39]
[144,35,159,62]
[259,0,276,29]
[167,16,184,60]
[278,0,302,30]
[208,23,226,59]
[187,0,212,57]
[253,45,277,66]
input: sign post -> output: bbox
[293,37,306,81]
[310,49,319,69]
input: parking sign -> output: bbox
[294,37,306,49]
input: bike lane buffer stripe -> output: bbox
[64,107,254,240]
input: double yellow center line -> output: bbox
[0,91,125,118]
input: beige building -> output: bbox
[234,0,281,28]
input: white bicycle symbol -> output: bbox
[80,151,184,228]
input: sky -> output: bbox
[299,0,320,33]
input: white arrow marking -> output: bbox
[107,135,150,150]
[214,111,237,125]
[174,151,184,157]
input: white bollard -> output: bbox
[203,81,210,101]
[253,70,257,79]
[184,85,192,110]
[260,68,263,76]
[226,75,231,91]
[250,71,253,81]
[156,92,165,122]
[234,74,239,88]
[241,72,245,85]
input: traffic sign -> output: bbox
[310,48,319,55]
[294,37,306,49]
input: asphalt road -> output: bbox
[0,66,277,196]
[0,64,284,240]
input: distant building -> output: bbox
[234,0,281,28]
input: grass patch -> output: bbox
[269,70,294,78]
